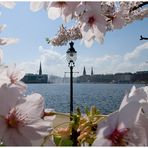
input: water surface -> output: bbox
[27,83,144,114]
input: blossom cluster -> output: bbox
[93,86,148,146]
[1,2,148,146]
[30,1,148,47]
[0,3,54,146]
[49,24,82,46]
[0,63,55,146]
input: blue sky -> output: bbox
[1,2,148,77]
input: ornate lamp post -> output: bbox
[66,41,77,120]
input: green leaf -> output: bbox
[90,106,96,116]
[61,139,73,146]
[85,107,90,116]
[0,144,5,146]
[54,136,61,146]
[54,136,73,146]
[76,107,81,116]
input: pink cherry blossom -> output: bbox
[93,86,148,146]
[29,2,148,47]
[0,64,26,92]
[47,2,79,22]
[135,111,148,145]
[76,2,102,17]
[0,85,52,146]
[93,107,145,146]
[79,10,107,46]
[111,11,126,29]
[119,86,148,111]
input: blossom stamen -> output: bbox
[57,1,66,7]
[107,128,129,146]
[88,16,95,26]
[5,109,27,128]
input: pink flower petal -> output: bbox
[113,17,125,29]
[0,118,7,137]
[21,119,52,138]
[3,129,32,146]
[16,93,44,120]
[47,7,61,20]
[93,25,104,44]
[119,101,141,129]
[93,138,111,146]
[0,49,3,63]
[0,84,21,116]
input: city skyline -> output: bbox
[1,2,148,77]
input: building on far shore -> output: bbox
[76,66,148,84]
[22,62,48,83]
[114,73,133,83]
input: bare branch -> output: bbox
[130,2,148,12]
[140,35,148,40]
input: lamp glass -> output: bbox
[66,51,77,63]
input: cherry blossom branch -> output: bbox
[43,2,148,47]
[47,24,82,46]
[130,2,148,12]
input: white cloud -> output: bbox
[124,42,148,61]
[138,62,148,71]
[18,42,148,77]
[18,46,68,76]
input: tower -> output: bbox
[39,62,42,75]
[91,67,94,75]
[83,66,86,76]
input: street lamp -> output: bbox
[66,41,77,120]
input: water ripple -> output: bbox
[26,83,144,114]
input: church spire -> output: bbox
[83,66,86,76]
[39,62,42,75]
[91,67,94,75]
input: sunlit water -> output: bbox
[26,83,144,114]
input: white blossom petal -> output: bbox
[0,38,18,45]
[119,101,141,129]
[93,25,104,44]
[0,118,7,137]
[93,138,111,146]
[24,119,52,137]
[16,93,44,120]
[30,2,44,12]
[113,16,125,29]
[0,2,15,9]
[0,48,3,63]
[0,24,6,32]
[0,84,21,116]
[2,129,32,146]
[47,7,61,20]
[83,38,94,48]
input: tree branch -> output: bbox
[130,2,148,12]
[140,35,148,40]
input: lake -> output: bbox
[26,83,144,115]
